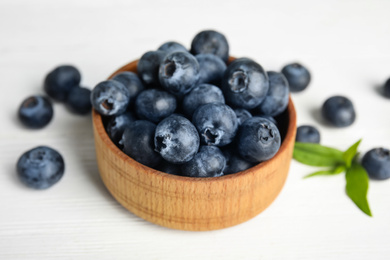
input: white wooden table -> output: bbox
[1,0,390,259]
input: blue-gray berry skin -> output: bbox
[191,30,229,62]
[362,148,390,180]
[254,71,289,117]
[221,58,269,110]
[192,103,238,147]
[112,71,145,105]
[44,65,81,101]
[137,50,167,87]
[158,41,188,54]
[281,63,311,93]
[159,51,200,97]
[154,114,200,164]
[296,125,320,143]
[18,95,53,129]
[321,95,356,127]
[17,146,65,189]
[122,120,162,168]
[106,111,135,146]
[157,160,182,176]
[196,54,227,85]
[181,146,225,177]
[91,80,130,116]
[238,117,281,163]
[384,78,390,98]
[66,86,92,115]
[182,84,225,117]
[222,146,255,175]
[135,89,177,123]
[234,108,252,126]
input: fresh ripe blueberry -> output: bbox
[157,160,182,175]
[192,103,238,147]
[384,78,390,98]
[121,120,162,168]
[158,41,188,54]
[281,63,311,93]
[16,146,65,189]
[238,117,281,163]
[66,86,92,115]
[321,95,356,127]
[159,51,200,97]
[181,146,225,177]
[221,58,269,110]
[112,71,145,104]
[90,80,130,116]
[137,50,167,86]
[44,65,81,101]
[106,111,135,146]
[362,148,390,180]
[234,108,252,126]
[196,54,227,85]
[182,84,225,116]
[296,125,320,143]
[222,146,255,175]
[135,89,177,123]
[18,95,53,129]
[191,30,229,62]
[254,71,289,116]
[154,114,200,164]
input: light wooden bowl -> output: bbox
[92,58,297,231]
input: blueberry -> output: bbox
[182,83,225,116]
[18,95,53,129]
[159,51,200,97]
[281,63,311,93]
[106,111,135,146]
[192,103,238,147]
[154,114,200,164]
[384,78,390,98]
[254,71,289,116]
[238,117,281,163]
[296,125,320,143]
[191,30,229,62]
[16,146,65,189]
[44,65,81,101]
[196,54,227,85]
[135,89,177,123]
[234,108,252,126]
[66,86,92,115]
[362,148,390,180]
[112,71,145,104]
[222,146,255,175]
[259,115,278,126]
[157,160,182,175]
[321,95,356,127]
[137,50,167,86]
[91,80,130,116]
[158,41,187,54]
[181,146,225,177]
[221,58,269,110]
[121,120,162,168]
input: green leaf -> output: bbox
[303,165,346,179]
[343,139,362,168]
[345,162,372,217]
[293,142,344,167]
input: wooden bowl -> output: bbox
[92,58,297,231]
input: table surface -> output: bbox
[1,0,390,259]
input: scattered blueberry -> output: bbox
[154,114,200,164]
[234,108,252,126]
[191,30,229,62]
[106,111,136,146]
[137,50,167,86]
[158,41,187,54]
[159,51,200,97]
[281,62,311,93]
[192,103,238,146]
[296,125,320,143]
[384,78,390,98]
[18,95,53,129]
[221,58,269,110]
[16,146,65,189]
[182,83,225,116]
[112,71,145,104]
[90,80,130,116]
[238,117,281,163]
[321,95,356,127]
[181,146,225,177]
[196,54,227,85]
[222,146,255,175]
[362,148,390,180]
[44,65,81,101]
[66,86,92,115]
[121,120,162,168]
[135,89,177,123]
